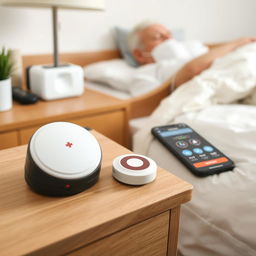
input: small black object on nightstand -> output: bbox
[12,87,38,105]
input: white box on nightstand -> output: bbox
[28,64,84,100]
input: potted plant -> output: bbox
[0,47,13,111]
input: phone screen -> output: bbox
[152,123,235,176]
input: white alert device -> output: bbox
[112,154,157,185]
[28,64,84,100]
[25,122,102,196]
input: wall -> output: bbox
[0,0,255,55]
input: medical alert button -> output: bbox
[112,154,157,185]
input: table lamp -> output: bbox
[0,0,105,100]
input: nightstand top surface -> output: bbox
[0,131,192,256]
[0,89,128,132]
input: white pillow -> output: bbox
[84,58,184,97]
[84,59,136,92]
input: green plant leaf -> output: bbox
[0,47,14,81]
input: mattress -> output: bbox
[129,116,150,134]
[134,104,256,256]
[85,80,131,100]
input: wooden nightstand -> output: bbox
[0,131,192,256]
[0,89,129,149]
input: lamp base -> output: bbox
[27,64,84,100]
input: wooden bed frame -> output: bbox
[22,50,170,119]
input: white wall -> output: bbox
[0,0,255,55]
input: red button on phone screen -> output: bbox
[193,157,228,168]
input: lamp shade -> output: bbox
[0,0,105,10]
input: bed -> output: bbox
[132,43,256,256]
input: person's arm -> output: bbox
[206,37,256,49]
[205,42,226,49]
[173,37,256,87]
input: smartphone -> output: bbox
[151,123,235,177]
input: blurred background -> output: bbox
[0,0,255,55]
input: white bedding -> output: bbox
[132,43,256,256]
[147,105,256,256]
[84,39,210,97]
[133,43,256,154]
[84,58,181,97]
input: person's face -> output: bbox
[133,24,172,65]
[140,24,172,52]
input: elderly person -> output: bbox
[128,21,256,88]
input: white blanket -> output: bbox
[147,104,256,256]
[133,43,256,154]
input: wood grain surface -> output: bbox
[0,131,192,256]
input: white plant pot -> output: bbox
[0,78,12,112]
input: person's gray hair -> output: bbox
[128,20,159,52]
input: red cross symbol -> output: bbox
[65,142,73,148]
